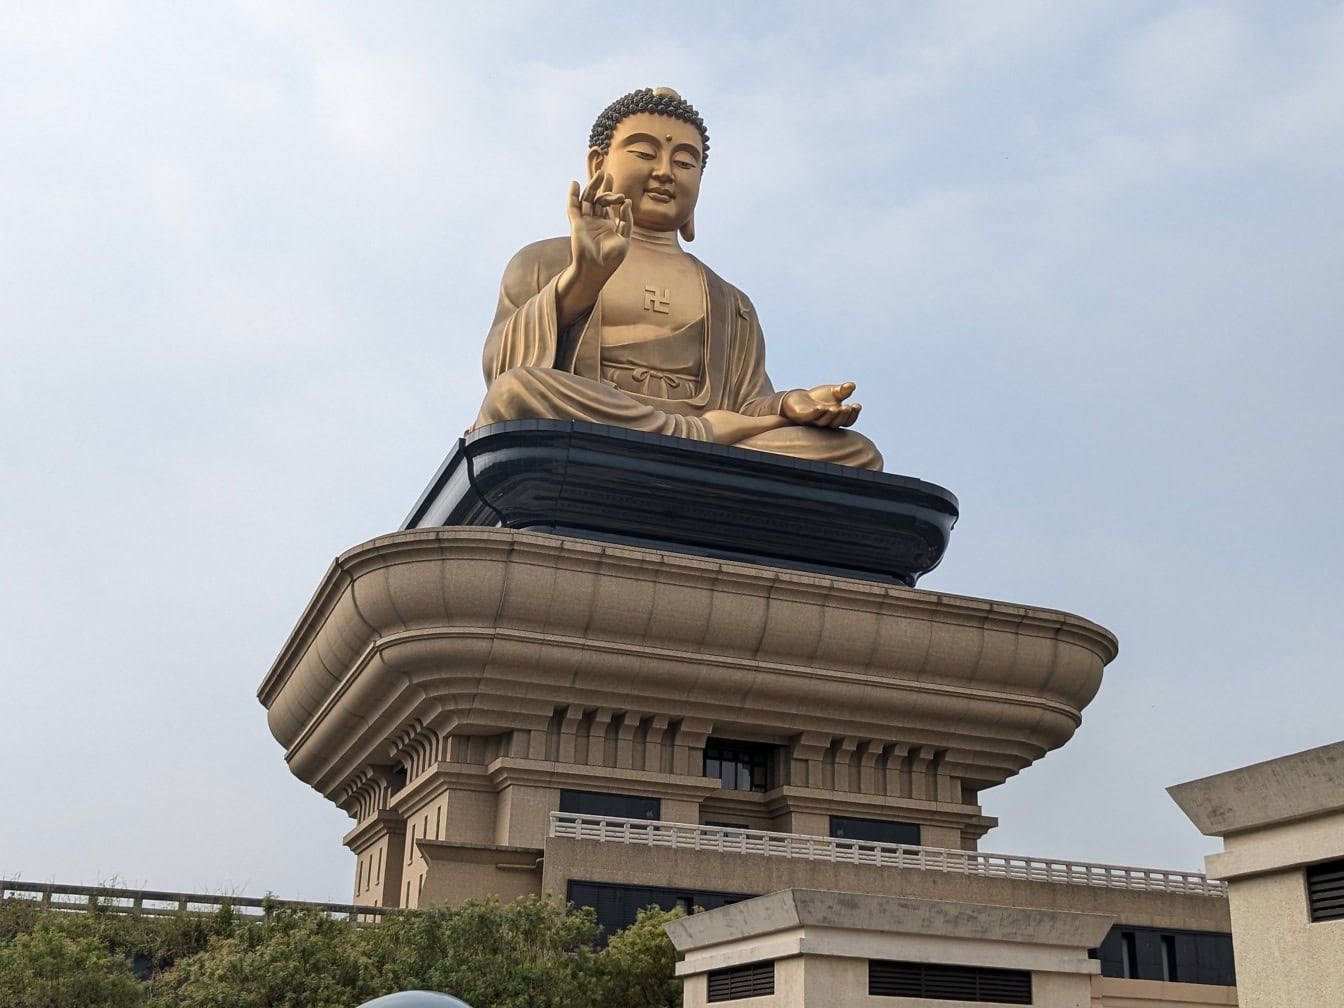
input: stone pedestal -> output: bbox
[259,522,1115,910]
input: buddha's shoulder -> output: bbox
[495,237,572,294]
[506,237,572,271]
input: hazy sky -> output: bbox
[3,2,1342,903]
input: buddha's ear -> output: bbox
[680,212,696,243]
[586,146,605,178]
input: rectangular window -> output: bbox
[567,880,751,943]
[1307,858,1344,922]
[707,961,775,1002]
[1094,925,1235,986]
[1161,934,1178,981]
[703,738,776,792]
[558,789,660,820]
[869,960,1030,1004]
[1121,931,1137,978]
[828,815,920,846]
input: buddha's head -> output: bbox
[587,87,709,240]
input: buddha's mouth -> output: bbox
[645,188,674,202]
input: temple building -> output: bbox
[260,421,1246,1007]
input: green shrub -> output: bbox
[0,894,685,1008]
[0,918,144,1008]
[147,909,384,1008]
[369,897,605,1008]
[600,905,684,1008]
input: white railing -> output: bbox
[0,879,396,922]
[547,814,1227,897]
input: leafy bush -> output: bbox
[146,909,384,1008]
[0,917,144,1008]
[0,895,685,1008]
[369,897,605,1008]
[600,906,684,1008]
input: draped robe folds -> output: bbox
[474,237,883,470]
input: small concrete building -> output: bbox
[666,889,1114,1008]
[1169,741,1344,1008]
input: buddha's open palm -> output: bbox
[782,382,863,428]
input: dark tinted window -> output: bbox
[567,880,751,942]
[558,789,660,820]
[829,815,921,845]
[704,739,776,792]
[1094,925,1235,986]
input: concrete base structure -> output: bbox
[667,888,1238,1008]
[1169,741,1344,1008]
[261,525,1240,1005]
[259,527,1115,910]
[666,889,1113,1008]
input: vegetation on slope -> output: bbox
[0,896,682,1008]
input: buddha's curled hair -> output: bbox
[588,87,710,169]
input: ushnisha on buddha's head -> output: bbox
[585,87,708,241]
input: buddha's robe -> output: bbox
[474,237,882,470]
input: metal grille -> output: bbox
[869,960,1031,1004]
[707,960,775,1002]
[1307,858,1344,922]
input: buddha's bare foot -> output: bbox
[702,409,789,445]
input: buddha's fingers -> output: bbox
[581,191,628,232]
[578,172,604,209]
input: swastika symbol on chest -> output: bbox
[643,287,672,314]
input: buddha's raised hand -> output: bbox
[566,171,634,275]
[556,171,636,327]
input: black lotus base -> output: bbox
[404,421,958,586]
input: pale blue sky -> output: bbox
[2,1,1341,901]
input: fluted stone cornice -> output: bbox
[259,528,1116,800]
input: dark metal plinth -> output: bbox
[404,421,958,586]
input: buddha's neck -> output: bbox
[631,226,683,253]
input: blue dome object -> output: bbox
[357,994,474,1008]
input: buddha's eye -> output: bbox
[674,158,697,171]
[628,148,656,160]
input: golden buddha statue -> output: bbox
[472,87,882,470]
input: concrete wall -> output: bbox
[542,836,1232,932]
[1091,976,1238,1006]
[417,841,542,910]
[1222,869,1338,1008]
[1169,740,1344,1008]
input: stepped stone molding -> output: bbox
[259,527,1116,807]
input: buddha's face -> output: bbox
[588,112,704,233]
